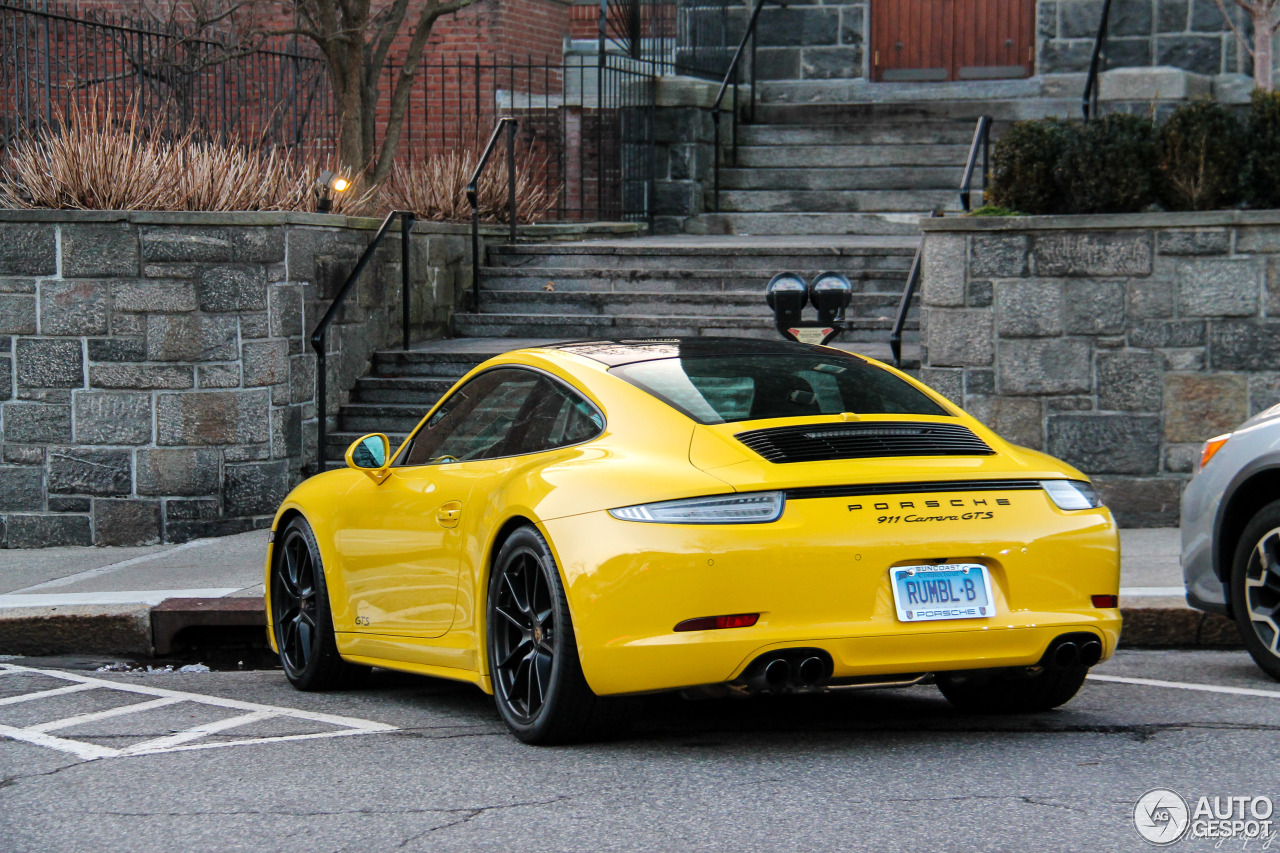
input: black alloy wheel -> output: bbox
[271,517,369,691]
[1231,500,1280,681]
[486,525,635,744]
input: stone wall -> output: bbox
[0,211,469,548]
[751,0,868,83]
[650,76,739,235]
[1038,0,1252,78]
[918,211,1280,527]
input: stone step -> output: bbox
[487,243,918,271]
[327,430,410,459]
[734,122,985,146]
[473,290,906,319]
[752,95,1079,123]
[341,403,434,434]
[729,143,971,169]
[352,376,458,404]
[479,267,910,294]
[453,311,916,342]
[718,166,963,192]
[716,189,960,214]
[684,212,928,236]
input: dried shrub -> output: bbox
[0,97,367,213]
[987,119,1075,215]
[1057,113,1158,214]
[1244,89,1280,209]
[1157,100,1245,211]
[379,143,557,224]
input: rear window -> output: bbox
[610,354,950,425]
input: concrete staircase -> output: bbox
[689,96,1078,237]
[324,236,922,464]
[323,92,1083,463]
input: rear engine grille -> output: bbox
[735,421,994,463]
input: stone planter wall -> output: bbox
[919,210,1280,527]
[0,211,470,547]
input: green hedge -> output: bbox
[986,96,1280,215]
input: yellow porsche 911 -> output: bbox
[265,338,1120,744]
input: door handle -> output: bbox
[436,501,462,528]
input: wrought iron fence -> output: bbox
[2,0,658,224]
[595,0,736,80]
[0,0,337,154]
[378,54,655,224]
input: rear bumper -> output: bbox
[543,487,1121,696]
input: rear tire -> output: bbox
[937,664,1087,714]
[1229,500,1280,682]
[271,517,370,691]
[486,525,635,745]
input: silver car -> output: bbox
[1182,405,1280,679]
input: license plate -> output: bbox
[890,564,995,623]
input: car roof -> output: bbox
[542,337,862,367]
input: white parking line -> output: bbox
[1119,587,1187,597]
[0,683,100,706]
[1088,673,1280,700]
[0,664,397,761]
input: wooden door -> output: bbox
[871,0,1034,83]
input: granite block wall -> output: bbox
[1039,0,1253,77]
[0,211,469,547]
[918,211,1280,527]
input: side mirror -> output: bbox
[345,433,391,482]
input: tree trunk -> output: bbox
[1257,13,1276,91]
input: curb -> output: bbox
[0,598,267,658]
[0,601,1243,659]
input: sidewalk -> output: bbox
[0,528,1240,657]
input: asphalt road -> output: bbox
[1,649,1277,852]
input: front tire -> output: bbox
[936,664,1087,714]
[486,525,632,744]
[1230,500,1280,681]
[271,517,369,691]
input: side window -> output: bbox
[501,377,604,456]
[400,369,541,466]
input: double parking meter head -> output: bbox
[765,273,809,326]
[808,272,853,324]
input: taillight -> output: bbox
[1092,594,1118,608]
[673,613,760,632]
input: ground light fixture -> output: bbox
[315,170,350,213]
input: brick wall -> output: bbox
[918,211,1280,527]
[0,211,469,548]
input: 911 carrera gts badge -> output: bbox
[848,497,1010,525]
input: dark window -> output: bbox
[399,369,603,466]
[610,354,950,425]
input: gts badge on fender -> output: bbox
[848,497,1010,525]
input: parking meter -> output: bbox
[765,273,808,328]
[808,272,853,325]
[765,271,848,346]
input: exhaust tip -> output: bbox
[763,658,791,688]
[1079,639,1103,667]
[1052,641,1080,668]
[797,656,825,686]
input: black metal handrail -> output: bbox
[1082,0,1114,121]
[959,115,993,212]
[711,0,778,212]
[889,244,922,369]
[468,117,519,311]
[310,209,415,473]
